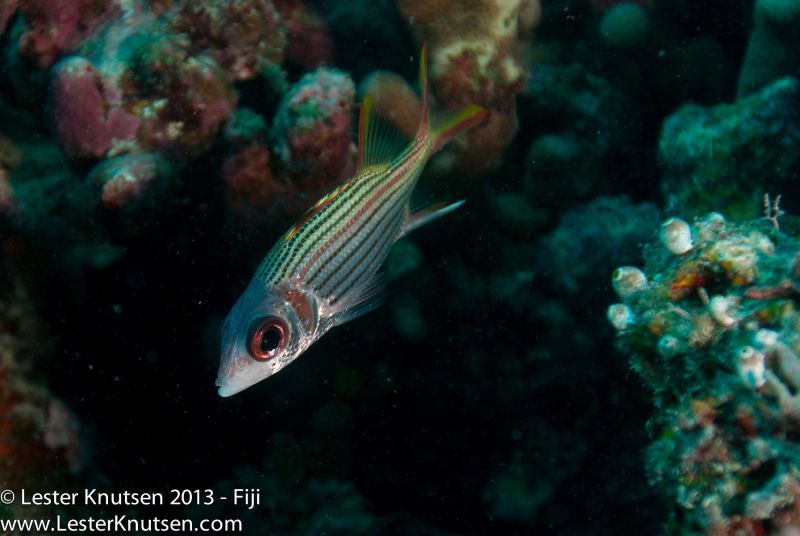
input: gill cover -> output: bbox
[216,283,313,397]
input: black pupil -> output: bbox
[260,326,282,353]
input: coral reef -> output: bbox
[4,0,797,534]
[0,258,85,497]
[15,0,121,68]
[738,0,800,96]
[274,0,332,70]
[659,77,800,220]
[520,63,642,209]
[170,0,286,81]
[223,67,356,225]
[537,195,660,296]
[272,67,356,200]
[609,210,800,532]
[221,108,273,221]
[51,56,139,159]
[380,0,541,175]
[50,8,239,160]
[89,152,174,212]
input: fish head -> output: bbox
[216,281,319,397]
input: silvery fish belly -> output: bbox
[216,46,487,397]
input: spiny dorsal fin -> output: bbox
[356,95,409,172]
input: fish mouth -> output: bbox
[216,365,268,397]
[216,383,243,398]
[215,376,249,398]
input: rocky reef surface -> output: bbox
[1,0,799,534]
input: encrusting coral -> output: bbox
[738,0,800,96]
[0,255,85,498]
[659,77,800,221]
[361,0,541,177]
[609,207,800,533]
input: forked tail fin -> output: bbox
[416,44,488,154]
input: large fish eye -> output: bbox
[248,317,287,361]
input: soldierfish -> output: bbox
[216,47,487,397]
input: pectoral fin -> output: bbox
[329,274,387,328]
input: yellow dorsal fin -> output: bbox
[356,95,408,171]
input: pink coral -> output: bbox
[90,152,168,210]
[0,268,85,491]
[0,0,18,36]
[223,69,356,225]
[51,56,139,159]
[272,68,356,193]
[171,0,286,81]
[274,0,332,69]
[18,0,120,68]
[50,9,237,160]
[223,144,273,215]
[135,55,237,155]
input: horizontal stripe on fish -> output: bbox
[314,178,409,297]
[304,182,405,295]
[332,214,401,303]
[295,143,427,285]
[253,168,383,282]
[257,167,394,285]
[262,137,423,286]
[282,142,420,278]
[310,150,427,297]
[301,149,424,287]
[326,202,404,302]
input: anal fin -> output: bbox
[401,200,465,237]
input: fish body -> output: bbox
[216,47,487,397]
